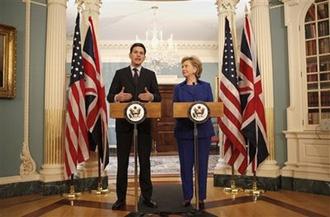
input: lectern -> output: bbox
[109,102,161,215]
[109,102,161,119]
[173,102,223,211]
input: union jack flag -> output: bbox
[64,13,89,179]
[238,15,269,173]
[82,17,109,169]
[218,18,247,174]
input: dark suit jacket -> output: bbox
[107,66,161,133]
[173,80,215,139]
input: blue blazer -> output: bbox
[173,80,215,139]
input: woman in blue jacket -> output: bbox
[173,56,215,209]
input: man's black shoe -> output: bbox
[111,200,126,210]
[182,200,191,207]
[142,198,158,208]
[199,201,205,210]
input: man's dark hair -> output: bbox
[130,43,146,54]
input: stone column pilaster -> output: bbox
[250,0,280,177]
[20,0,38,179]
[39,0,67,182]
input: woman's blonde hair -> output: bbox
[181,56,203,78]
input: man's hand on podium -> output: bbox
[115,87,133,102]
[138,87,154,102]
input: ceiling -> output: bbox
[66,0,282,42]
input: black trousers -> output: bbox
[115,130,153,201]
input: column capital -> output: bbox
[215,0,239,15]
[76,0,102,14]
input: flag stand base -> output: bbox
[224,179,242,199]
[244,178,264,201]
[91,182,109,195]
[223,166,242,199]
[63,185,81,202]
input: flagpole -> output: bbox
[244,143,265,201]
[91,148,109,195]
[63,11,84,203]
[63,174,81,204]
[224,146,242,199]
[225,11,242,194]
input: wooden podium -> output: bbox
[109,102,161,214]
[173,102,223,118]
[173,101,223,211]
[109,102,161,119]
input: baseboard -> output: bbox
[213,174,330,195]
[213,174,281,191]
[0,176,108,198]
[281,176,330,195]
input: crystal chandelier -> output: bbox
[136,6,179,74]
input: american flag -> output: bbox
[218,18,247,174]
[239,15,269,173]
[64,13,90,179]
[82,17,109,169]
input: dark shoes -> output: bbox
[142,197,158,208]
[199,201,205,210]
[183,200,191,207]
[182,200,204,209]
[112,198,157,210]
[111,199,126,210]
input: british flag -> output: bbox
[82,17,109,169]
[238,15,269,173]
[218,18,248,174]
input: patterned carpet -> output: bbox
[108,155,220,175]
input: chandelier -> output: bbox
[136,6,179,74]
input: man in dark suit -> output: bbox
[107,43,161,210]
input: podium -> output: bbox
[109,102,161,119]
[173,102,223,118]
[173,102,223,211]
[109,102,161,215]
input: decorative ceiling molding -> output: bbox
[66,40,219,63]
[94,40,218,50]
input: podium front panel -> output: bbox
[173,102,223,118]
[109,102,161,119]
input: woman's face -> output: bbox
[181,60,197,79]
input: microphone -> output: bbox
[192,82,196,86]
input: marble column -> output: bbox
[75,0,104,178]
[214,0,240,175]
[250,0,280,177]
[39,0,67,182]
